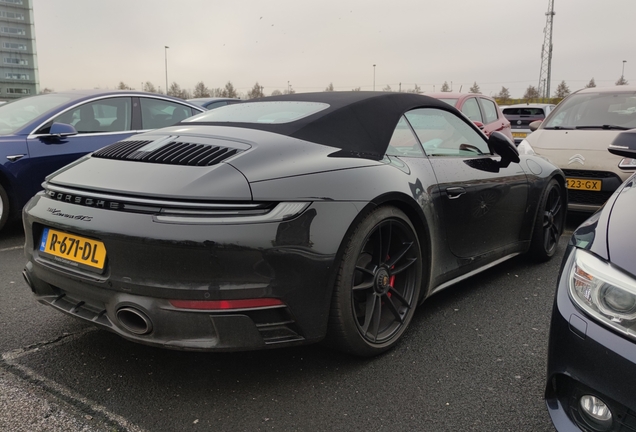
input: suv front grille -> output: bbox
[93,139,242,167]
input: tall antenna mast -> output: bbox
[538,0,555,99]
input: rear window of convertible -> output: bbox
[182,101,330,124]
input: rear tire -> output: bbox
[0,184,9,232]
[327,206,422,357]
[529,179,565,262]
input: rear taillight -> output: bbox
[169,298,284,310]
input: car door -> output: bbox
[23,97,134,203]
[459,97,484,125]
[478,97,507,136]
[404,108,529,258]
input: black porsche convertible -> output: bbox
[22,92,566,356]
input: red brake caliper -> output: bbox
[387,254,395,297]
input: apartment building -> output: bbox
[0,0,38,100]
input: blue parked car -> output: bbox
[545,130,636,431]
[0,90,203,231]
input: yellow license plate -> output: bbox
[39,228,107,271]
[566,178,602,191]
[512,132,527,138]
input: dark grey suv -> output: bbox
[502,103,555,143]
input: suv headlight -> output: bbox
[569,248,636,337]
[517,139,536,155]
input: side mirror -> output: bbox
[529,120,542,132]
[609,130,636,170]
[49,122,78,138]
[489,131,520,165]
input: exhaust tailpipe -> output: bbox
[116,307,153,335]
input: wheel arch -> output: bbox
[0,166,18,217]
[527,171,567,245]
[325,192,433,308]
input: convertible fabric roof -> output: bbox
[185,92,459,160]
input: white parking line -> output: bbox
[2,329,147,432]
[0,245,22,253]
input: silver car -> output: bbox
[518,86,636,212]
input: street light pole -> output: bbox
[164,46,169,95]
[622,60,627,79]
[373,64,376,91]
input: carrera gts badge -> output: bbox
[47,208,93,222]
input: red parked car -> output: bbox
[427,92,514,142]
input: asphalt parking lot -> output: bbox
[0,215,587,431]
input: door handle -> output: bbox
[446,187,466,199]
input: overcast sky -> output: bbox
[31,0,635,98]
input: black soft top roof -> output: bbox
[186,91,459,159]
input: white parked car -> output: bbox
[519,86,636,211]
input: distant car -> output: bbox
[22,91,565,357]
[187,97,241,110]
[427,92,514,141]
[519,86,636,212]
[545,129,636,431]
[502,103,556,143]
[0,90,204,231]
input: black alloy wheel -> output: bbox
[529,179,565,261]
[327,206,422,356]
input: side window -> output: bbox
[385,116,424,157]
[49,98,132,134]
[140,98,194,130]
[480,98,499,124]
[405,108,490,157]
[460,98,483,122]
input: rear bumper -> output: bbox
[23,192,364,351]
[545,246,636,431]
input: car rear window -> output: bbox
[502,107,546,117]
[183,101,329,124]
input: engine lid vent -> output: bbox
[92,139,243,167]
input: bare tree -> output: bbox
[351,87,361,91]
[406,84,421,94]
[283,85,295,95]
[440,81,451,92]
[39,87,54,94]
[585,78,597,88]
[143,82,157,93]
[220,82,238,98]
[469,82,481,94]
[523,85,540,99]
[117,81,132,90]
[553,80,570,98]
[271,89,283,96]
[496,86,511,103]
[324,83,335,92]
[168,82,181,97]
[382,85,392,92]
[616,75,629,86]
[192,81,211,98]
[247,82,265,99]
